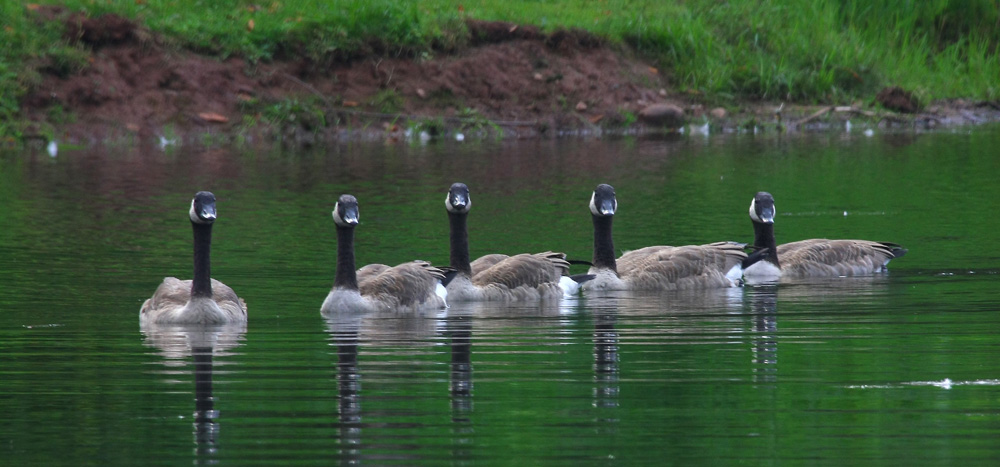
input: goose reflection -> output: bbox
[745,285,778,385]
[322,309,441,464]
[593,307,620,417]
[323,312,363,463]
[438,309,474,461]
[441,312,473,420]
[140,322,247,459]
[744,275,895,385]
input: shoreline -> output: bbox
[9,9,1000,148]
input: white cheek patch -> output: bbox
[333,202,345,225]
[590,191,616,216]
[190,200,199,223]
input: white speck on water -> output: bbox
[864,128,874,137]
[47,140,58,157]
[158,135,177,149]
[455,132,465,141]
[23,323,65,329]
[852,379,1000,390]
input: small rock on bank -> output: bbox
[638,103,685,128]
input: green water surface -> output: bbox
[1,128,999,465]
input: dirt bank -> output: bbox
[20,9,1000,145]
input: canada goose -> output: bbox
[583,184,745,291]
[444,182,582,301]
[321,194,448,314]
[743,191,907,281]
[140,191,247,325]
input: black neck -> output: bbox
[592,215,617,272]
[191,222,213,298]
[335,224,359,290]
[752,221,780,266]
[448,212,472,275]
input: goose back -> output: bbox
[357,261,447,310]
[617,242,746,290]
[141,278,247,325]
[776,239,905,278]
[470,254,511,276]
[356,264,391,286]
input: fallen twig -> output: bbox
[792,106,832,128]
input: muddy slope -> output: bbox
[21,9,1000,144]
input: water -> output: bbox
[2,128,1000,464]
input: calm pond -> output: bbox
[2,126,999,465]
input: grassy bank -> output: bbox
[2,0,998,139]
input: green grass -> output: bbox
[2,0,999,139]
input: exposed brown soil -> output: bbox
[21,9,1000,145]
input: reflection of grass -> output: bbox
[2,0,999,139]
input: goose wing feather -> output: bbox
[357,263,392,288]
[209,278,248,316]
[470,254,511,277]
[470,252,568,289]
[358,261,445,308]
[777,239,901,277]
[140,277,190,315]
[619,242,747,290]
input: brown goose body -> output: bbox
[140,191,247,325]
[613,242,748,290]
[445,183,579,301]
[583,184,746,292]
[775,239,903,278]
[743,192,907,282]
[321,194,448,315]
[141,278,247,325]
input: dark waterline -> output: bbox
[2,128,1000,464]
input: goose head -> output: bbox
[333,194,360,227]
[189,191,217,225]
[446,183,471,214]
[590,184,617,217]
[749,191,775,224]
